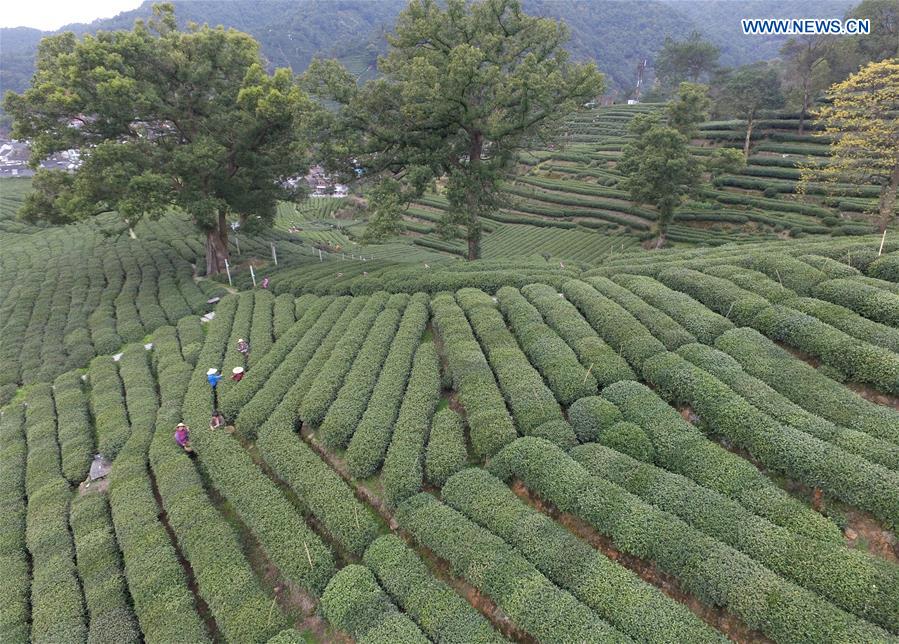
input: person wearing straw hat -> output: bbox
[207,368,222,389]
[236,338,249,358]
[174,423,192,452]
[210,411,225,431]
[231,366,245,382]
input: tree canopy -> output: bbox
[801,58,899,233]
[654,31,719,88]
[4,4,321,275]
[618,114,700,248]
[666,82,710,139]
[714,62,784,157]
[323,0,603,259]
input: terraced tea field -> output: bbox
[3,227,898,643]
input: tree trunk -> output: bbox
[466,132,485,261]
[205,210,230,275]
[798,89,809,135]
[743,118,754,158]
[878,161,899,233]
[654,232,667,249]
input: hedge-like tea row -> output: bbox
[520,283,635,386]
[395,493,628,643]
[869,250,899,283]
[570,442,899,631]
[457,288,573,446]
[643,351,899,529]
[108,345,210,643]
[175,316,204,365]
[69,492,141,644]
[702,264,797,303]
[612,275,735,344]
[182,295,336,595]
[382,342,442,506]
[272,293,298,339]
[430,293,517,460]
[797,254,861,279]
[320,564,427,643]
[301,293,401,427]
[221,295,332,421]
[247,290,275,367]
[214,291,255,401]
[716,327,899,446]
[601,380,841,542]
[495,286,597,405]
[319,304,406,448]
[739,253,828,294]
[751,304,899,395]
[345,297,429,478]
[234,297,352,436]
[786,296,899,355]
[655,267,772,325]
[442,468,723,643]
[363,534,505,643]
[0,404,29,643]
[813,278,899,327]
[585,277,696,349]
[678,343,899,471]
[53,371,93,485]
[567,396,623,443]
[561,280,668,371]
[23,385,87,644]
[425,409,469,487]
[488,437,891,644]
[88,355,131,461]
[149,326,283,643]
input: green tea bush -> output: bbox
[488,438,890,644]
[814,278,899,327]
[425,408,469,487]
[597,421,655,463]
[457,288,571,442]
[53,371,94,485]
[702,264,796,303]
[247,290,275,367]
[601,380,841,542]
[363,535,505,644]
[441,468,724,643]
[568,396,623,443]
[739,253,828,294]
[396,493,627,643]
[520,283,635,386]
[88,356,130,461]
[868,250,899,283]
[643,351,899,529]
[321,565,427,643]
[655,267,770,325]
[570,442,899,631]
[495,286,597,404]
[346,296,429,478]
[272,293,298,339]
[430,293,517,459]
[786,296,899,354]
[319,305,405,449]
[678,343,899,471]
[0,404,29,643]
[751,305,899,395]
[382,343,442,506]
[175,316,205,365]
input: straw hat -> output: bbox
[238,338,245,343]
[207,368,218,375]
[232,367,244,375]
[176,422,187,428]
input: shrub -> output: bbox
[396,493,626,642]
[175,316,205,365]
[495,286,597,404]
[382,342,442,506]
[868,250,899,283]
[272,293,298,339]
[53,371,94,485]
[702,264,796,303]
[300,293,398,427]
[319,306,405,449]
[456,288,572,444]
[612,274,734,344]
[363,535,504,644]
[520,283,635,386]
[320,565,427,643]
[247,290,275,367]
[599,421,655,463]
[425,408,469,487]
[655,267,770,326]
[568,396,623,443]
[786,296,899,354]
[0,404,29,643]
[601,380,841,542]
[441,468,723,643]
[569,442,899,631]
[751,305,899,395]
[345,296,429,478]
[430,293,516,459]
[814,278,899,327]
[488,438,890,644]
[739,253,827,295]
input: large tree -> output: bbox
[780,35,833,134]
[714,63,784,158]
[654,31,719,88]
[4,4,319,275]
[801,59,899,233]
[666,82,710,139]
[324,0,603,260]
[618,113,700,248]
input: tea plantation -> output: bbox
[3,175,899,643]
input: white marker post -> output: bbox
[271,243,278,266]
[224,259,233,287]
[249,264,257,287]
[879,230,887,256]
[318,248,323,262]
